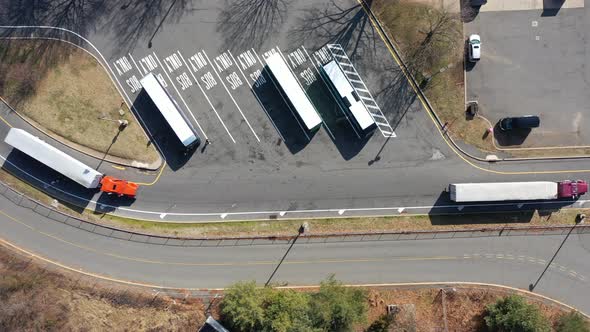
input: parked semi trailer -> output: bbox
[449,181,588,203]
[4,128,138,198]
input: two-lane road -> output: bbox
[1,192,588,312]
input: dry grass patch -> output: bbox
[0,245,203,331]
[0,39,159,164]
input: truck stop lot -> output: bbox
[104,0,435,175]
[465,4,590,147]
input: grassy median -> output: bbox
[0,39,159,164]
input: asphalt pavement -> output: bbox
[1,1,590,222]
[0,192,588,312]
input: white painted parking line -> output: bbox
[177,51,236,144]
[303,46,361,139]
[152,51,208,140]
[277,47,335,140]
[227,50,285,143]
[253,48,310,141]
[202,50,260,142]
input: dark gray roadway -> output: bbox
[1,1,590,223]
[1,192,588,312]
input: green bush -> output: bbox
[309,275,368,332]
[484,295,550,332]
[557,311,590,332]
[219,281,266,331]
[220,276,368,332]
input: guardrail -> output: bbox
[1,179,589,247]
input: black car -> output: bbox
[470,0,487,5]
[499,115,540,131]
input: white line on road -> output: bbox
[202,50,260,142]
[227,50,284,142]
[129,53,142,76]
[253,48,310,141]
[152,52,208,140]
[177,51,236,144]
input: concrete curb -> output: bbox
[359,0,590,163]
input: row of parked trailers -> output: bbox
[138,52,378,151]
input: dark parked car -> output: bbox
[499,115,540,131]
[470,0,487,5]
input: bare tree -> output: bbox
[405,7,461,88]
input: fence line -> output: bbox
[1,180,588,247]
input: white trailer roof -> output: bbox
[322,60,375,130]
[4,128,103,189]
[450,182,558,202]
[140,73,198,147]
[265,53,322,130]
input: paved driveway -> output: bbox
[466,4,590,147]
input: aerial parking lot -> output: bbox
[104,0,446,180]
[465,0,589,147]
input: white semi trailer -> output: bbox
[449,181,588,203]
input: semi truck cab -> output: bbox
[100,176,138,198]
[557,180,588,198]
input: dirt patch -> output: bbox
[0,39,159,165]
[363,286,577,331]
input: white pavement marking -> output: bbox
[277,46,335,140]
[129,53,142,76]
[338,209,345,215]
[177,51,236,143]
[201,50,260,142]
[227,49,284,142]
[253,48,310,141]
[152,52,208,140]
[304,46,361,139]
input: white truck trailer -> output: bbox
[449,181,588,203]
[4,128,138,197]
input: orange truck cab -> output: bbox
[99,176,138,198]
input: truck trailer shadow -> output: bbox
[131,91,198,170]
[304,77,372,160]
[426,190,576,225]
[252,67,316,154]
[1,150,96,213]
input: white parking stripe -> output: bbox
[129,53,142,76]
[201,50,260,142]
[252,48,310,141]
[303,46,361,139]
[227,50,285,143]
[177,51,236,144]
[276,47,335,140]
[152,52,208,140]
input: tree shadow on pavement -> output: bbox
[217,0,291,53]
[0,0,107,36]
[288,0,378,62]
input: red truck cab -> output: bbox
[557,180,588,198]
[99,176,138,198]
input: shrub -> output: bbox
[556,311,590,332]
[484,295,550,332]
[309,275,368,331]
